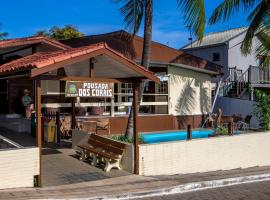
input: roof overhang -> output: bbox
[151,62,220,76]
[0,36,71,50]
[0,43,160,83]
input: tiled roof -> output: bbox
[0,36,71,50]
[0,42,156,80]
[0,43,111,73]
[183,27,248,49]
[61,30,221,73]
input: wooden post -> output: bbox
[133,82,139,175]
[35,80,42,187]
[71,98,76,129]
[228,122,234,135]
[110,96,115,117]
[56,112,61,144]
[187,124,192,140]
[89,58,94,78]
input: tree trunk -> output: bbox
[125,0,153,138]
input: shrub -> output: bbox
[253,90,270,130]
[215,126,228,135]
[111,134,145,144]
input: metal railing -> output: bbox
[218,65,270,98]
[218,72,236,97]
[249,65,270,83]
[0,135,23,149]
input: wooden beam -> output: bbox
[89,58,94,78]
[30,47,159,83]
[30,49,106,77]
[57,68,67,76]
[34,75,142,83]
[133,82,140,175]
[0,44,38,57]
[32,45,37,54]
[0,73,31,80]
[35,80,42,187]
[104,50,160,84]
[71,98,76,129]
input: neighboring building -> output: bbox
[182,27,259,80]
[0,31,221,134]
[182,27,268,128]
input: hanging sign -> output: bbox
[65,81,113,97]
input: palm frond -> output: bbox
[209,0,256,24]
[112,0,144,35]
[241,1,270,55]
[177,0,206,40]
[256,27,270,68]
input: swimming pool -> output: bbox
[143,129,215,144]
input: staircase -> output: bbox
[218,68,249,99]
[215,65,270,99]
[225,81,248,98]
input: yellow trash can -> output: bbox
[44,120,57,143]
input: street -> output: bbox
[140,180,270,200]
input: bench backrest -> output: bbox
[88,134,125,155]
[88,138,123,155]
[91,134,126,149]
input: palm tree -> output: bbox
[114,0,207,138]
[113,0,153,138]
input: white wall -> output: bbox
[184,44,228,68]
[139,132,270,175]
[0,147,39,189]
[228,33,258,72]
[184,32,259,80]
[214,96,259,128]
[168,66,212,116]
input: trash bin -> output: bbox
[44,120,57,143]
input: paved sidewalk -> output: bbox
[1,166,270,199]
[140,180,270,200]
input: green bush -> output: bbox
[111,134,145,144]
[253,90,270,130]
[215,127,228,135]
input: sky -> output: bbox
[0,0,250,48]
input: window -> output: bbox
[157,81,168,94]
[41,80,60,95]
[212,52,221,62]
[120,83,132,102]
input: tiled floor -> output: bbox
[0,128,130,187]
[42,147,130,186]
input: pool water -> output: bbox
[143,129,215,144]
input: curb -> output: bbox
[85,173,270,200]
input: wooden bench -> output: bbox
[77,134,125,172]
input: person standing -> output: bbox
[21,89,33,118]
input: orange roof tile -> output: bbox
[0,36,71,50]
[0,42,158,82]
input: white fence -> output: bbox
[139,132,270,175]
[0,147,39,189]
